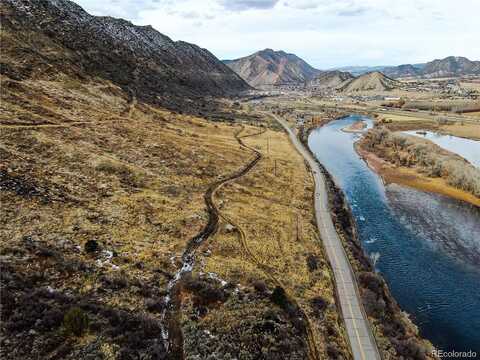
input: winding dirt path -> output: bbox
[215,128,321,360]
[163,125,262,359]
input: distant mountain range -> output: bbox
[225,49,480,90]
[224,49,320,88]
[336,57,480,79]
[1,0,250,110]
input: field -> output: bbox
[375,111,480,140]
[182,119,351,358]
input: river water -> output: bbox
[308,115,480,357]
[403,130,480,168]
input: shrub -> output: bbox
[63,307,89,336]
[183,275,229,305]
[270,286,289,309]
[252,280,268,293]
[84,239,99,253]
[310,296,329,318]
[306,254,319,272]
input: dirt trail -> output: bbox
[162,125,262,359]
[215,128,321,360]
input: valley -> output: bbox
[1,1,480,360]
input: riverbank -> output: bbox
[299,120,437,360]
[356,128,480,207]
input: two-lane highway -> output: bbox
[270,113,381,360]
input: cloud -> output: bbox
[73,0,162,20]
[335,6,369,17]
[219,0,279,11]
[283,0,319,10]
[72,0,480,68]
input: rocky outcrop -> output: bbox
[1,0,250,109]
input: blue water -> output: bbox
[308,115,480,357]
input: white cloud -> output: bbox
[73,0,480,68]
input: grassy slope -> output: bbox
[0,74,350,359]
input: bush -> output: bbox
[183,275,229,305]
[306,254,319,272]
[270,287,289,309]
[63,307,89,336]
[84,239,99,253]
[310,296,329,318]
[252,280,268,293]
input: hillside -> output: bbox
[339,71,399,92]
[383,64,423,78]
[421,56,480,78]
[0,1,355,359]
[224,49,320,88]
[307,70,354,91]
[1,0,250,112]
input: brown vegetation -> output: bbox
[0,69,353,358]
[358,128,480,204]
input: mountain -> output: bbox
[383,64,423,78]
[224,49,320,88]
[307,70,354,91]
[421,56,480,78]
[339,71,399,92]
[1,0,250,109]
[368,57,480,79]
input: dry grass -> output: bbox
[0,75,256,356]
[197,124,351,358]
[1,74,351,358]
[439,123,480,140]
[376,111,480,140]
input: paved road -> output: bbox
[270,113,382,360]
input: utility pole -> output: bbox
[274,159,277,177]
[296,214,300,242]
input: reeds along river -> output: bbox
[308,115,480,357]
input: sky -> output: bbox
[73,0,480,69]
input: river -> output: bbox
[308,115,480,357]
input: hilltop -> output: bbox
[339,71,399,92]
[224,49,320,88]
[307,70,354,91]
